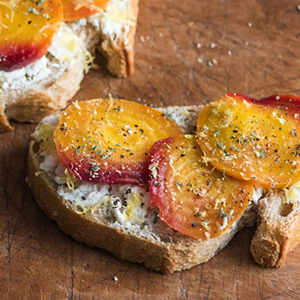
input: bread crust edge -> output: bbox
[250,192,300,268]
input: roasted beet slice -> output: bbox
[149,134,253,240]
[196,93,300,188]
[53,99,182,184]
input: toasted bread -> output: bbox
[27,103,260,273]
[68,0,139,77]
[0,24,86,131]
[0,0,139,132]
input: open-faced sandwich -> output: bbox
[27,93,300,273]
[0,0,139,131]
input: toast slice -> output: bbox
[68,0,139,77]
[0,24,87,132]
[0,0,139,132]
[27,103,260,273]
[98,0,139,77]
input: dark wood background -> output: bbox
[1,0,300,298]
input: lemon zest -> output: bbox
[35,171,44,177]
[31,123,56,152]
[283,182,300,209]
[75,201,91,215]
[64,169,78,190]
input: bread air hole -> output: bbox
[279,203,293,217]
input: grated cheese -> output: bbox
[284,182,300,209]
[72,0,104,13]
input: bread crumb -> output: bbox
[113,276,118,282]
[208,61,214,67]
[208,59,217,67]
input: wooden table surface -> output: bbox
[1,0,300,299]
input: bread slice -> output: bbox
[250,187,300,267]
[69,0,139,77]
[97,0,139,77]
[0,0,139,132]
[27,103,260,273]
[0,24,87,132]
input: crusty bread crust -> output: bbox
[28,134,256,273]
[250,190,300,267]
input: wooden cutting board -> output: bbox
[1,0,300,298]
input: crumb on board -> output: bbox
[207,59,218,67]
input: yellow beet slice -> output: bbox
[53,98,182,184]
[0,0,63,71]
[149,134,254,240]
[197,93,300,188]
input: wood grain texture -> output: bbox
[1,0,300,299]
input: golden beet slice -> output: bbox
[62,0,109,21]
[53,99,182,184]
[197,93,300,188]
[149,134,253,240]
[0,0,62,71]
